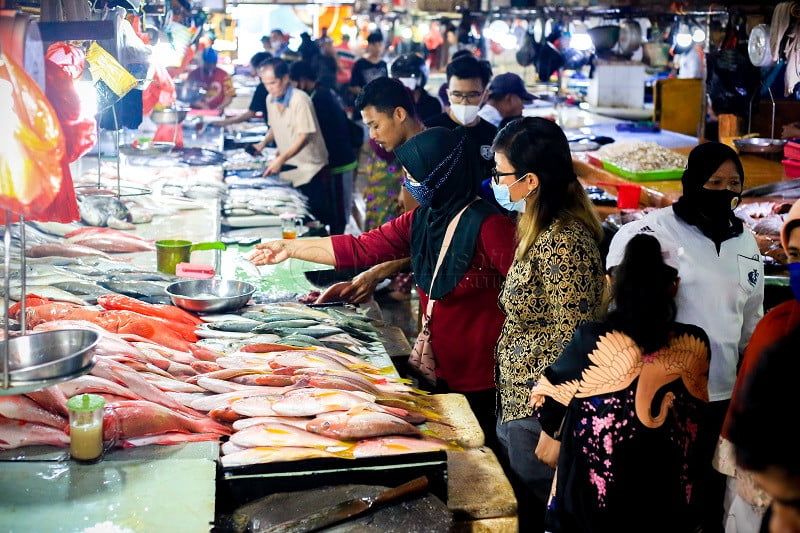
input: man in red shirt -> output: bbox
[187,47,235,111]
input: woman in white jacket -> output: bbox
[606,141,764,533]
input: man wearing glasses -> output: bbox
[424,55,497,183]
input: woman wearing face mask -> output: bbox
[390,54,442,122]
[714,198,800,533]
[490,117,606,531]
[606,141,764,533]
[248,127,517,448]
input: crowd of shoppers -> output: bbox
[222,30,790,533]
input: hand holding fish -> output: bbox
[249,240,291,265]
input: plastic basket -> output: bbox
[783,158,800,179]
[601,160,683,181]
[784,141,800,160]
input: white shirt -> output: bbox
[477,103,503,127]
[606,206,764,401]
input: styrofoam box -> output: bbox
[588,62,647,109]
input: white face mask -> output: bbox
[397,77,418,91]
[450,104,480,125]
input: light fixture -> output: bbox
[675,23,692,48]
[692,25,706,43]
[569,22,593,51]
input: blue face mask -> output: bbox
[404,176,435,207]
[491,175,529,213]
[789,262,800,302]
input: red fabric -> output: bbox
[722,299,800,439]
[142,64,176,115]
[332,210,517,391]
[153,124,184,147]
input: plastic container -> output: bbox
[785,141,800,160]
[783,158,800,179]
[601,160,683,181]
[67,393,105,463]
[596,181,642,209]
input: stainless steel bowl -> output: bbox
[165,279,256,314]
[5,329,99,382]
[733,137,787,154]
[119,141,175,157]
[151,107,189,125]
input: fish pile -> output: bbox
[2,297,454,466]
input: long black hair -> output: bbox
[608,234,679,353]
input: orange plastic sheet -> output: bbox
[0,51,79,223]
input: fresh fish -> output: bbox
[0,418,70,449]
[121,432,221,447]
[195,376,266,394]
[250,319,321,333]
[98,280,169,299]
[232,416,312,431]
[271,388,376,417]
[51,281,117,301]
[351,436,454,458]
[11,272,93,286]
[55,375,141,401]
[25,242,118,260]
[273,327,345,339]
[306,409,421,440]
[66,234,155,253]
[195,391,283,413]
[107,271,175,282]
[221,446,342,467]
[105,400,231,439]
[28,221,84,237]
[230,423,346,449]
[206,320,261,333]
[0,395,68,429]
[195,324,254,339]
[1,285,89,305]
[99,295,202,326]
[142,373,205,393]
[166,392,212,409]
[78,195,130,227]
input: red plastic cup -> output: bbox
[614,183,642,209]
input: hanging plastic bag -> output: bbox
[45,42,97,162]
[85,42,137,112]
[0,51,79,223]
[142,63,176,115]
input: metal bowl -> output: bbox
[4,329,99,382]
[733,137,787,154]
[151,107,189,125]
[119,141,175,157]
[166,279,256,314]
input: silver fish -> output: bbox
[98,280,169,298]
[79,195,130,227]
[1,285,89,305]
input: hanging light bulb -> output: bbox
[692,25,706,43]
[675,23,693,48]
[569,21,593,51]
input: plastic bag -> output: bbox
[142,63,176,115]
[86,42,137,111]
[45,42,97,162]
[0,51,79,223]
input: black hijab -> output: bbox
[395,127,497,299]
[672,142,744,251]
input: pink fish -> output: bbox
[104,400,231,439]
[229,394,285,417]
[34,320,148,362]
[195,376,265,394]
[120,431,221,448]
[221,446,342,467]
[166,391,211,409]
[55,375,141,401]
[352,436,453,458]
[306,410,421,440]
[63,226,152,241]
[25,242,119,260]
[188,343,223,362]
[65,234,156,253]
[0,417,70,449]
[192,390,284,413]
[271,389,375,417]
[232,416,313,431]
[230,422,345,448]
[141,373,206,393]
[25,386,69,417]
[130,342,198,366]
[0,396,68,429]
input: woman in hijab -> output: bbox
[248,127,517,444]
[490,117,606,530]
[606,141,764,533]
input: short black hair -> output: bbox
[450,49,474,62]
[355,76,415,118]
[259,57,289,78]
[289,60,317,82]
[446,55,492,87]
[367,31,383,44]
[250,51,272,69]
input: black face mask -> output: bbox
[695,188,741,220]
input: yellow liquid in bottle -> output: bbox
[70,422,103,461]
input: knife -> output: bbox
[261,476,430,533]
